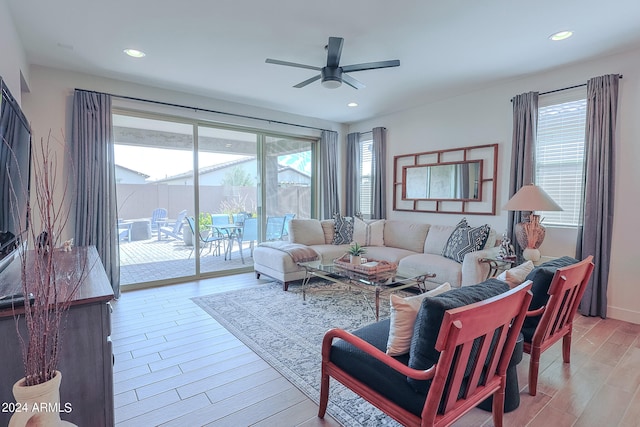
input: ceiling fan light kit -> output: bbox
[321,67,342,88]
[266,36,400,90]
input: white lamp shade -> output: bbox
[503,184,563,212]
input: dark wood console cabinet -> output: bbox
[0,246,114,426]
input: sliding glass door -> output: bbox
[113,112,316,287]
[196,126,258,274]
[263,135,313,240]
[113,114,196,285]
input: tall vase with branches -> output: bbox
[9,133,86,426]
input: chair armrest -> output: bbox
[461,246,502,286]
[321,328,435,381]
[526,306,545,317]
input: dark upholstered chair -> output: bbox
[318,280,533,427]
[522,255,594,396]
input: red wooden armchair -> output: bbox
[524,255,594,396]
[318,281,532,427]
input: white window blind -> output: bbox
[359,138,373,217]
[536,89,587,226]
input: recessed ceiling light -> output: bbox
[549,31,573,41]
[347,102,358,107]
[123,48,146,58]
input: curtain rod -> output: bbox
[541,74,623,96]
[511,74,623,101]
[355,127,387,136]
[75,88,332,133]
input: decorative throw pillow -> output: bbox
[353,217,385,247]
[386,282,452,356]
[496,260,535,288]
[332,214,354,245]
[441,218,490,263]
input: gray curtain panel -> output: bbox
[508,92,538,262]
[577,74,619,318]
[345,132,360,217]
[320,130,340,219]
[72,90,120,298]
[371,127,387,219]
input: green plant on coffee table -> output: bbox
[348,242,366,256]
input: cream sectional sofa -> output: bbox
[253,218,500,291]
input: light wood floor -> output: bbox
[110,273,640,426]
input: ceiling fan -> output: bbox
[265,36,400,89]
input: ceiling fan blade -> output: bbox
[326,37,344,68]
[265,58,321,71]
[342,59,400,73]
[293,74,321,88]
[342,73,365,90]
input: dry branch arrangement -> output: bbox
[13,133,87,386]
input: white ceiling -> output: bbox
[7,0,640,124]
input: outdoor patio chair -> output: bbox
[232,212,247,225]
[265,216,286,240]
[212,213,231,226]
[240,217,258,257]
[158,209,187,240]
[185,216,226,258]
[150,207,168,232]
[281,213,295,239]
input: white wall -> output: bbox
[350,48,640,324]
[0,0,29,100]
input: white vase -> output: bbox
[350,255,362,264]
[9,371,75,427]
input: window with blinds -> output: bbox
[535,90,587,226]
[359,138,373,217]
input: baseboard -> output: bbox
[607,305,640,325]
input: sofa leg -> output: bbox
[255,272,261,279]
[283,281,289,291]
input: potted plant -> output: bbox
[348,242,366,264]
[8,135,84,426]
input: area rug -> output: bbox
[192,280,413,426]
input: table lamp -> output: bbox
[503,184,562,262]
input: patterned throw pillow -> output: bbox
[441,218,490,263]
[332,214,354,245]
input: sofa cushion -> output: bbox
[423,225,456,255]
[407,279,509,393]
[441,218,490,263]
[330,319,427,417]
[384,220,430,253]
[496,260,535,288]
[309,244,350,264]
[320,219,335,244]
[289,219,325,246]
[361,246,416,265]
[398,253,463,287]
[521,256,579,341]
[387,282,452,356]
[353,217,385,247]
[332,214,354,245]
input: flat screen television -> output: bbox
[0,77,32,274]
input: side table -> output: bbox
[479,256,516,279]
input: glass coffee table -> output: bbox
[297,260,435,321]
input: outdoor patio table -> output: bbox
[214,224,244,264]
